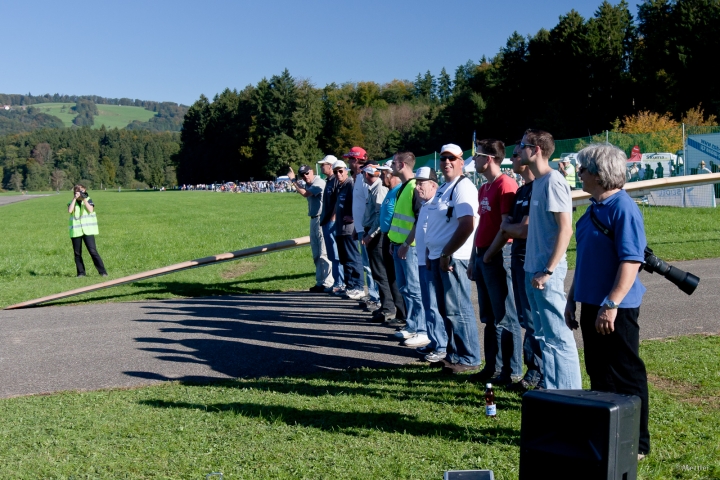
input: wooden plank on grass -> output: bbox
[4,236,311,310]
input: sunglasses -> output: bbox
[474,152,494,159]
[512,153,521,158]
[439,156,458,162]
[577,165,587,174]
[300,171,311,176]
[519,141,536,150]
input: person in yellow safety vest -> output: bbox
[68,184,108,278]
[388,152,428,348]
[558,159,577,190]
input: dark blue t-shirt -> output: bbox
[574,190,646,308]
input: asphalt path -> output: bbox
[0,194,50,206]
[1,258,717,398]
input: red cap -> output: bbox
[343,146,367,160]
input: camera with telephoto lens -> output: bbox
[643,247,699,295]
[80,191,89,199]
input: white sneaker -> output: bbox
[424,351,447,363]
[393,329,414,339]
[345,289,365,300]
[403,333,430,347]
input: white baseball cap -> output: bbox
[332,160,348,171]
[440,144,463,157]
[319,155,338,165]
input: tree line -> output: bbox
[0,127,179,191]
[176,0,720,182]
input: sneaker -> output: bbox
[403,333,431,347]
[309,285,326,293]
[415,345,434,356]
[468,368,498,384]
[100,273,108,277]
[363,301,381,312]
[442,363,480,375]
[393,329,414,339]
[77,273,86,277]
[424,351,447,363]
[332,287,347,296]
[385,318,407,328]
[507,379,533,393]
[345,289,365,300]
[370,311,393,323]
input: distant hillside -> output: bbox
[0,107,65,136]
[28,103,155,129]
[0,93,188,134]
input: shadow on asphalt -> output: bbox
[123,293,419,382]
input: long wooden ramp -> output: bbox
[5,236,310,310]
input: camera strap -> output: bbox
[445,175,468,222]
[588,204,615,241]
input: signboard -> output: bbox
[648,185,716,207]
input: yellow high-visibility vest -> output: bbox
[68,200,99,238]
[387,179,416,246]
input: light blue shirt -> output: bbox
[380,183,401,233]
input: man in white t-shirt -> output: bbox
[344,146,380,307]
[520,128,581,389]
[425,144,481,374]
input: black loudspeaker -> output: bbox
[444,470,494,480]
[520,390,641,480]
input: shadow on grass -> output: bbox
[45,273,315,307]
[138,398,521,444]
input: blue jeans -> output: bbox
[322,221,344,288]
[475,244,522,379]
[337,234,364,291]
[357,232,379,302]
[391,244,425,335]
[430,257,481,366]
[419,265,447,353]
[511,253,543,385]
[524,261,582,389]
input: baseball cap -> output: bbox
[415,166,438,182]
[332,160,348,171]
[377,159,393,171]
[362,164,380,176]
[318,155,338,165]
[298,165,312,175]
[440,144,463,157]
[343,147,367,160]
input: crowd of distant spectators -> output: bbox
[179,181,296,193]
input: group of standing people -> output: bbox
[292,130,651,459]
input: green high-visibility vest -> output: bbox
[565,164,577,188]
[387,179,416,246]
[68,200,99,238]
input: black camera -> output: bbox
[643,247,699,295]
[80,191,89,199]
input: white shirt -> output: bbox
[415,200,431,264]
[352,175,369,234]
[425,176,479,261]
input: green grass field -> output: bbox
[28,103,157,129]
[0,335,717,479]
[2,192,720,308]
[1,193,719,478]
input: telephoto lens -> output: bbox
[643,247,700,295]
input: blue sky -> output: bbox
[1,0,642,106]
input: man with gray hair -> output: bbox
[318,155,344,293]
[288,164,333,292]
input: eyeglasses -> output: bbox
[519,142,536,150]
[439,156,458,162]
[577,166,587,175]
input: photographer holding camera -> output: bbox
[564,144,650,459]
[68,185,108,278]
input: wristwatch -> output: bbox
[603,299,619,309]
[401,241,410,248]
[440,252,451,258]
[542,267,553,276]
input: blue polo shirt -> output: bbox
[574,190,646,308]
[380,183,401,233]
